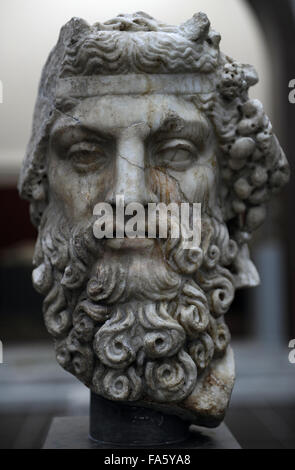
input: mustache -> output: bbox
[92,209,185,239]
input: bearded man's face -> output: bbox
[19,11,290,429]
[31,92,236,424]
[48,94,218,221]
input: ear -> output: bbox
[233,243,260,289]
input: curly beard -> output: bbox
[32,203,237,414]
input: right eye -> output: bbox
[68,142,108,172]
[153,139,197,171]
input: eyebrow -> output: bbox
[50,123,112,148]
[154,116,211,147]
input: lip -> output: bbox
[105,238,155,250]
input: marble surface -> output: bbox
[18,11,289,427]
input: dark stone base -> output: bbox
[90,393,190,446]
[43,416,241,449]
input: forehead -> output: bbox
[53,94,210,136]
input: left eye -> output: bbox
[68,142,108,172]
[154,139,197,170]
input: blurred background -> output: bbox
[0,0,294,449]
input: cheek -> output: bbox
[148,168,184,204]
[168,165,218,207]
[48,157,113,222]
[192,166,218,208]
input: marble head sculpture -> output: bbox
[19,12,289,427]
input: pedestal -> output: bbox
[89,393,190,446]
[43,416,241,449]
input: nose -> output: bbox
[106,133,157,206]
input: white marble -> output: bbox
[18,12,289,427]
